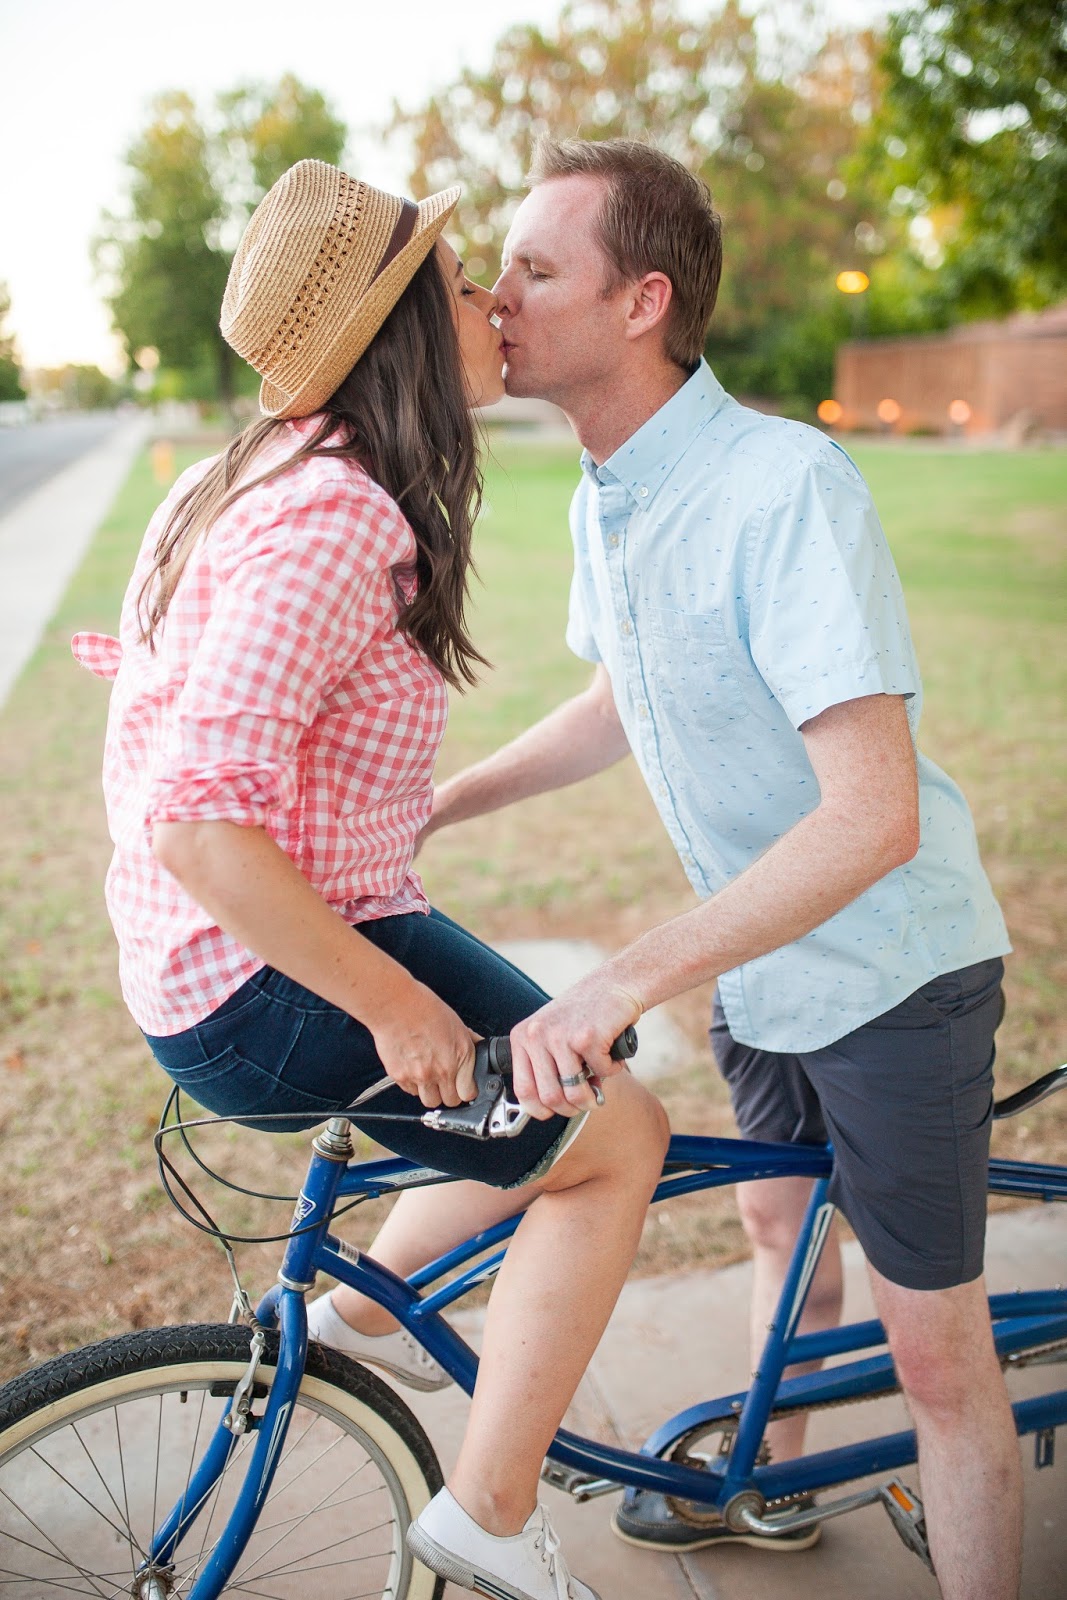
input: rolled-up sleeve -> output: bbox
[148,475,406,826]
[746,447,919,729]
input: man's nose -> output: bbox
[491,268,513,313]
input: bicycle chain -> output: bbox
[662,1336,1067,1527]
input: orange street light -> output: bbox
[877,397,902,426]
[817,399,844,425]
[948,399,972,426]
[836,270,870,295]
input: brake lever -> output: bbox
[421,1039,521,1140]
[422,1028,637,1142]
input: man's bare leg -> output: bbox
[736,1175,843,1462]
[870,1268,1022,1600]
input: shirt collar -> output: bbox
[580,360,727,508]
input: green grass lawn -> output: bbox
[0,435,1063,1377]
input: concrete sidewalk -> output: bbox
[397,1205,1066,1600]
[0,414,149,708]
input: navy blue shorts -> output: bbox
[145,908,571,1188]
[712,958,1005,1290]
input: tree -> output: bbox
[872,0,1067,316]
[33,365,121,410]
[0,282,26,403]
[393,0,885,405]
[96,76,346,404]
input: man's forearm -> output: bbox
[429,668,630,833]
[602,793,916,1013]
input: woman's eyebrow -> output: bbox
[454,256,466,278]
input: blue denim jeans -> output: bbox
[145,907,570,1187]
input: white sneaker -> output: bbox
[408,1487,600,1600]
[305,1293,450,1392]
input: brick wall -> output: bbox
[833,319,1067,436]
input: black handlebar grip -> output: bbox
[486,1025,638,1073]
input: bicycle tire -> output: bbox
[0,1322,445,1599]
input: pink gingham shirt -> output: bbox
[72,422,448,1036]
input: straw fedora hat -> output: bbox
[221,159,461,420]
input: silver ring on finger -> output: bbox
[558,1070,588,1088]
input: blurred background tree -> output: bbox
[870,0,1066,320]
[0,282,27,403]
[95,75,346,406]
[393,0,888,411]
[31,365,122,410]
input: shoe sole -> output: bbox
[350,1354,451,1393]
[610,1511,821,1554]
[307,1336,451,1393]
[407,1524,602,1600]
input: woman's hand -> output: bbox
[507,978,644,1121]
[370,981,478,1108]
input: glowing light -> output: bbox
[948,399,972,425]
[134,346,160,371]
[835,270,870,295]
[817,399,843,425]
[877,398,902,425]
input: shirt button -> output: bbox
[621,620,633,636]
[638,486,649,498]
[637,703,649,719]
[607,533,620,548]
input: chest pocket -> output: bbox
[642,605,747,739]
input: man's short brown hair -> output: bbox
[527,137,722,371]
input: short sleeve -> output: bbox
[148,471,409,826]
[564,479,601,664]
[746,446,919,729]
[565,567,601,663]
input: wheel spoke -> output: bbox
[0,1481,112,1599]
[0,1328,440,1600]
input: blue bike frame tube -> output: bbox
[170,1148,343,1599]
[187,1289,309,1600]
[720,1175,833,1494]
[149,1420,238,1569]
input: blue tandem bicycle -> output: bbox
[0,1033,1064,1598]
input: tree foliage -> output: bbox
[96,76,346,402]
[393,0,885,404]
[872,0,1067,315]
[0,281,26,403]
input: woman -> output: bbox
[73,159,667,1600]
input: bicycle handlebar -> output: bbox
[422,1025,640,1141]
[481,1025,639,1074]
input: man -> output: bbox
[422,139,1020,1600]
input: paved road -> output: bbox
[0,414,149,707]
[0,412,123,519]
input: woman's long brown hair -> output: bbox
[137,250,488,689]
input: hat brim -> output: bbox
[260,185,461,420]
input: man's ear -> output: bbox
[623,272,673,341]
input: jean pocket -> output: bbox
[159,1044,338,1129]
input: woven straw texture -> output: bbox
[221,159,460,419]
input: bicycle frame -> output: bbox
[147,1125,1067,1598]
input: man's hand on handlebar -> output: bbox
[508,979,645,1120]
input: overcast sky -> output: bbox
[0,0,887,373]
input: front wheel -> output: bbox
[0,1322,445,1598]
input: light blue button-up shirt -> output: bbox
[566,360,1010,1052]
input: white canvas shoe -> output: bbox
[408,1487,600,1600]
[305,1293,450,1392]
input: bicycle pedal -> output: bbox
[879,1478,933,1573]
[540,1460,614,1499]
